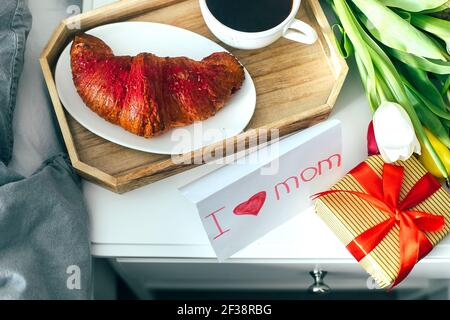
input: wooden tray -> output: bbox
[40,0,347,193]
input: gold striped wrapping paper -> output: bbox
[315,155,450,288]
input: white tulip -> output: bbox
[372,101,421,163]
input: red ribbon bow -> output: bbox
[314,162,445,288]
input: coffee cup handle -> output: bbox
[283,19,318,44]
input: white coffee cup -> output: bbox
[199,0,318,50]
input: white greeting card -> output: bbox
[180,120,343,260]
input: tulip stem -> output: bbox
[377,82,388,102]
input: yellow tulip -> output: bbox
[418,127,450,179]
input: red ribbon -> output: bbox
[314,162,445,288]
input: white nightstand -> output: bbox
[83,0,450,299]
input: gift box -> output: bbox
[314,155,450,288]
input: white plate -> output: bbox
[55,22,256,155]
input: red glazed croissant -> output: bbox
[70,33,245,138]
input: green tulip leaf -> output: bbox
[355,54,379,112]
[401,64,449,112]
[334,0,377,97]
[393,9,412,22]
[332,24,354,59]
[421,1,450,13]
[388,47,450,74]
[441,75,450,97]
[402,76,450,120]
[353,0,448,61]
[410,14,450,54]
[413,102,450,148]
[378,0,449,12]
[408,86,450,148]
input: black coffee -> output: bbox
[206,0,293,33]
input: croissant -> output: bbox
[70,33,245,138]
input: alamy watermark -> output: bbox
[170,123,281,176]
[66,5,81,30]
[66,265,81,290]
[366,276,382,290]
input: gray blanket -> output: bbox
[0,0,91,299]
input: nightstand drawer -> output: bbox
[112,259,450,295]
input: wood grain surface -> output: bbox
[40,0,348,193]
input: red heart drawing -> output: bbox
[233,191,267,216]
